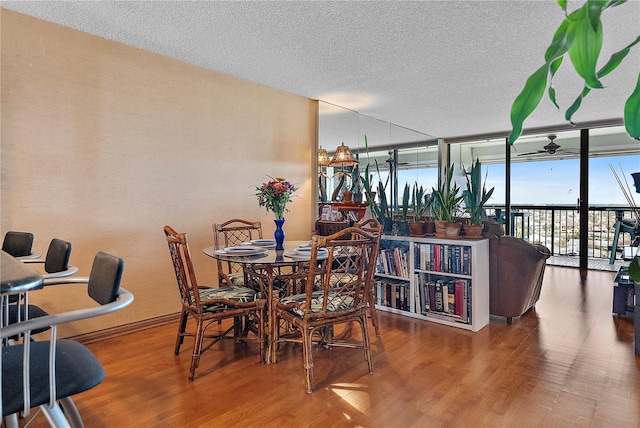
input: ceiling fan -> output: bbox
[516,134,580,157]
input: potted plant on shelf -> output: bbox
[350,170,363,203]
[463,159,495,239]
[395,182,411,236]
[408,183,432,237]
[431,165,464,239]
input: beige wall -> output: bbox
[1,9,317,336]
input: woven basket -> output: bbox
[316,220,351,239]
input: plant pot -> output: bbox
[379,217,393,234]
[353,192,363,203]
[444,221,462,239]
[394,220,410,236]
[408,221,426,237]
[424,221,435,236]
[463,223,484,239]
[434,220,447,238]
[343,191,353,203]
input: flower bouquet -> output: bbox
[255,177,297,250]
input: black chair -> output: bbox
[2,231,39,259]
[1,251,134,426]
[7,239,78,332]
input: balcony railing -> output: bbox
[487,205,638,260]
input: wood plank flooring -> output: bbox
[16,266,640,427]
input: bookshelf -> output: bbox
[374,235,489,332]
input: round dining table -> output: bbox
[203,241,326,363]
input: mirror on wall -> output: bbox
[318,101,437,206]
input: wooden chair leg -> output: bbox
[303,328,314,394]
[367,291,380,336]
[175,310,188,355]
[189,319,205,381]
[360,315,374,374]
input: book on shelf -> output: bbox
[417,275,471,322]
[414,243,473,275]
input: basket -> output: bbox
[316,220,351,239]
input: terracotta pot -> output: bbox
[434,220,447,238]
[463,223,484,239]
[424,221,435,236]
[408,221,426,237]
[444,221,462,239]
[343,192,353,203]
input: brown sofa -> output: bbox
[483,220,551,324]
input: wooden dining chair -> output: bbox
[212,219,263,287]
[164,225,266,381]
[354,218,384,336]
[271,224,381,393]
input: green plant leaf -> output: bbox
[557,0,567,13]
[605,0,627,10]
[567,6,604,89]
[586,0,607,32]
[624,72,640,140]
[565,86,591,123]
[508,65,549,144]
[509,18,571,144]
[565,35,640,122]
[629,255,640,283]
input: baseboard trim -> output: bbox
[69,313,180,345]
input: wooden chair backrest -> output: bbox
[303,225,381,317]
[212,219,262,286]
[164,225,201,309]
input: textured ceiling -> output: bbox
[3,1,639,144]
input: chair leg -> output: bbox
[175,310,188,355]
[609,220,622,264]
[59,397,84,428]
[303,327,315,394]
[189,319,205,381]
[41,402,73,428]
[367,291,380,336]
[507,317,513,325]
[359,315,374,374]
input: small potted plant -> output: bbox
[350,171,363,203]
[463,159,494,238]
[395,182,411,236]
[431,165,465,239]
[408,183,431,237]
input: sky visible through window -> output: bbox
[387,154,639,207]
[485,154,639,205]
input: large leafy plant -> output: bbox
[509,0,640,144]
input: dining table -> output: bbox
[203,240,328,363]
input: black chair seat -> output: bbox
[7,304,50,335]
[2,340,105,417]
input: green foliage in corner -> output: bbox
[509,0,640,144]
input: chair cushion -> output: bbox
[196,286,257,312]
[2,340,105,416]
[280,291,354,317]
[8,304,50,335]
[227,273,245,286]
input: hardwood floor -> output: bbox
[17,266,640,427]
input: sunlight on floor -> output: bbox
[331,382,370,414]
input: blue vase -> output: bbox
[274,218,285,251]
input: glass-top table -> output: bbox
[203,241,324,363]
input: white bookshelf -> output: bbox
[374,235,489,332]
